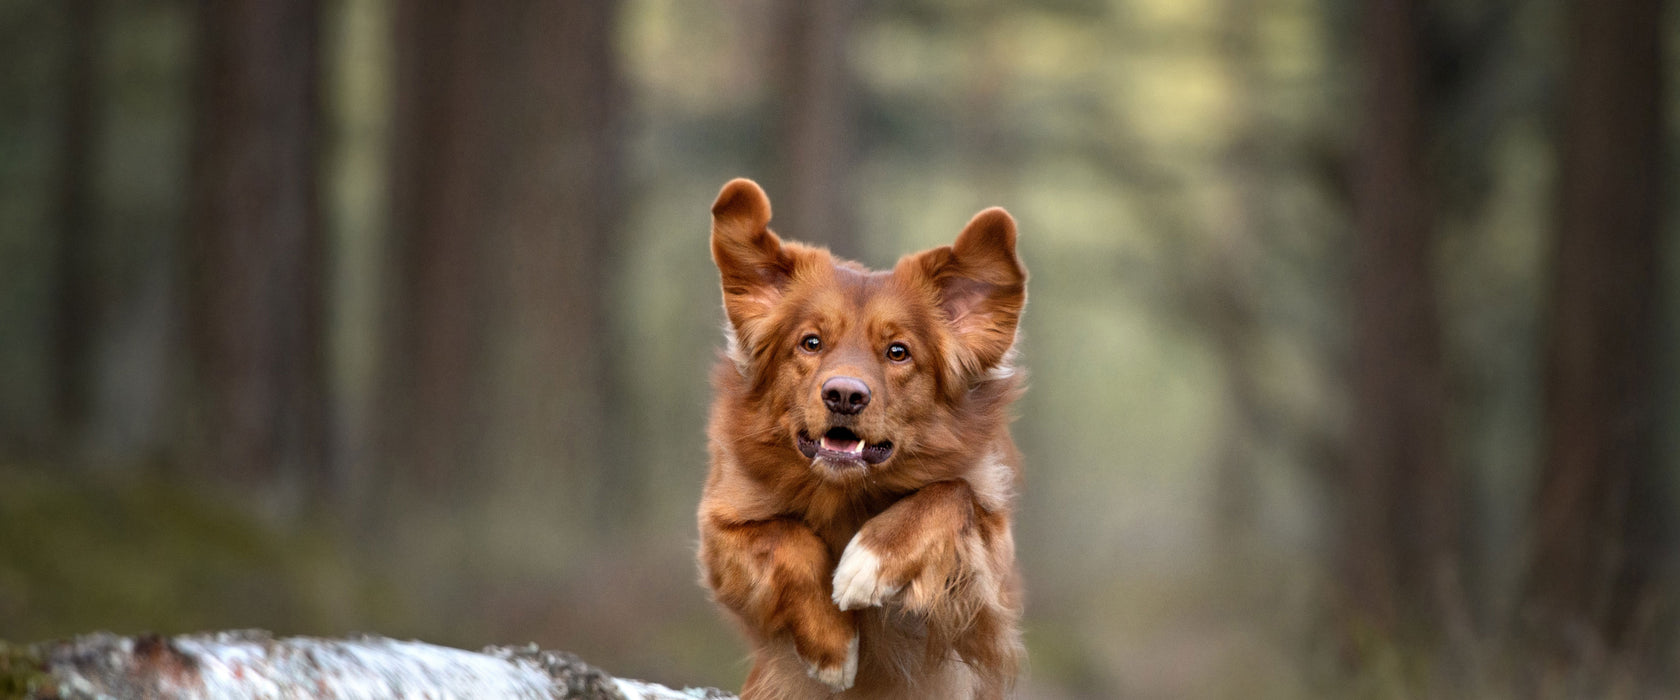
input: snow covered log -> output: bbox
[4,630,734,699]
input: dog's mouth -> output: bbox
[797,427,894,466]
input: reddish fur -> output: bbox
[697,179,1027,699]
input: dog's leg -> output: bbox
[832,480,1021,696]
[832,480,995,612]
[701,517,858,692]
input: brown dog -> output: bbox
[697,178,1026,698]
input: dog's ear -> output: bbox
[711,178,794,335]
[903,207,1027,379]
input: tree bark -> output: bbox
[51,0,101,456]
[11,631,731,699]
[1340,0,1463,646]
[380,2,625,509]
[186,0,328,496]
[1522,0,1666,660]
[768,0,860,260]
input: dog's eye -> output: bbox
[800,334,823,353]
[886,342,910,362]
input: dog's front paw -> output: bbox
[832,533,903,611]
[803,632,858,692]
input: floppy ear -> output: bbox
[903,207,1027,379]
[711,178,794,338]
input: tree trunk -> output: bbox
[186,0,328,499]
[1521,0,1666,661]
[380,2,493,494]
[768,0,860,260]
[380,2,624,511]
[51,0,101,456]
[1340,0,1462,646]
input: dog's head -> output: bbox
[710,178,1026,484]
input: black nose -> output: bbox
[822,376,871,415]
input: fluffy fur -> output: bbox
[697,178,1027,699]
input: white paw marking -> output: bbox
[805,633,858,692]
[832,534,901,611]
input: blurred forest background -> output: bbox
[0,0,1676,697]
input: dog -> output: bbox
[697,178,1027,699]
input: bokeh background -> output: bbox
[1,0,1676,697]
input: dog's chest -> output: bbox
[799,490,900,556]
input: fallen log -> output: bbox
[2,630,734,699]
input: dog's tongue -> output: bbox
[821,434,863,455]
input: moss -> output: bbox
[0,465,394,644]
[0,641,49,699]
